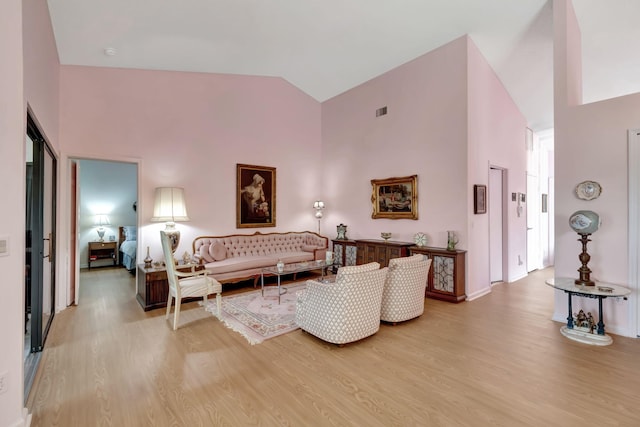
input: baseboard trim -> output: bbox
[466,286,491,301]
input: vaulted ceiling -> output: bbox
[47,0,640,132]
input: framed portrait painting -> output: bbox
[371,175,418,220]
[474,184,487,214]
[236,164,276,228]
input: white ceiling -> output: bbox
[47,0,640,132]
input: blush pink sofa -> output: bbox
[192,231,328,285]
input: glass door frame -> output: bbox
[26,113,57,353]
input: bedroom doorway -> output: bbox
[69,157,139,305]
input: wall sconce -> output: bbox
[150,187,190,254]
[313,200,325,234]
[94,214,110,242]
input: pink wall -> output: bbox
[59,66,322,262]
[554,0,639,336]
[0,0,60,424]
[0,1,26,424]
[467,38,529,293]
[322,37,468,247]
[322,36,528,299]
[23,0,60,147]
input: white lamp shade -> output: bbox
[151,187,190,222]
[94,214,110,226]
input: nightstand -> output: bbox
[88,241,117,269]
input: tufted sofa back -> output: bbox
[193,231,328,262]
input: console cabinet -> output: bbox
[410,246,466,303]
[136,263,203,311]
[355,239,413,268]
[331,239,358,269]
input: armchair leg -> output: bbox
[216,293,222,317]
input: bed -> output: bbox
[118,226,137,272]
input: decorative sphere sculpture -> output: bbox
[569,210,600,235]
[569,210,600,286]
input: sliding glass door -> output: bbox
[25,113,56,354]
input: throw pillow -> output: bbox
[210,242,227,261]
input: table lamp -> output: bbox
[94,214,110,242]
[151,187,190,254]
[313,200,325,234]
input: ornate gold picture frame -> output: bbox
[371,175,418,220]
[236,164,276,228]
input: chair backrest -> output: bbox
[387,255,432,291]
[388,254,425,268]
[336,261,380,282]
[334,263,388,318]
[160,231,178,293]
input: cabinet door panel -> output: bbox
[432,255,455,293]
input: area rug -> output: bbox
[204,282,306,345]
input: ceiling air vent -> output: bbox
[375,106,387,117]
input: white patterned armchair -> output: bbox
[296,262,388,345]
[380,254,432,324]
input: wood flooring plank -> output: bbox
[26,267,640,427]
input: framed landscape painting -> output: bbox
[371,175,418,220]
[236,164,276,228]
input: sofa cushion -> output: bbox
[204,256,276,274]
[210,242,227,261]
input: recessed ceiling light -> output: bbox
[104,47,117,56]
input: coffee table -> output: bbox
[261,260,335,304]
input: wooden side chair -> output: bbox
[160,231,222,330]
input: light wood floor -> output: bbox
[27,267,640,426]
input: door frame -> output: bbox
[627,128,640,337]
[488,165,508,285]
[66,154,142,306]
[26,112,57,352]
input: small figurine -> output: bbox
[182,251,191,264]
[586,312,596,333]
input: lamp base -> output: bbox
[164,223,180,254]
[97,228,105,242]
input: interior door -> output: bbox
[70,160,79,305]
[489,167,504,283]
[526,173,540,272]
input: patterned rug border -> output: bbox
[205,282,306,345]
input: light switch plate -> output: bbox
[0,236,8,257]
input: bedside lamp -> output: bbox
[94,214,110,242]
[313,200,325,234]
[151,187,190,254]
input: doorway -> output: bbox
[24,112,57,399]
[70,158,139,300]
[489,166,506,283]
